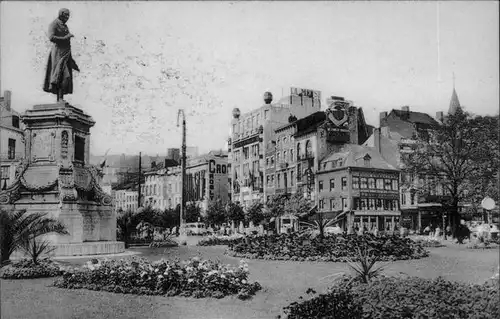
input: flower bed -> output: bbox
[53,256,261,300]
[465,241,499,249]
[0,259,64,279]
[411,235,446,248]
[282,276,500,319]
[226,233,429,262]
[149,239,179,248]
[197,234,244,246]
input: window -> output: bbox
[319,180,324,191]
[290,149,294,162]
[74,135,85,162]
[264,110,269,119]
[360,178,367,189]
[8,139,16,160]
[234,150,240,162]
[341,198,347,210]
[266,158,269,167]
[329,179,335,191]
[290,170,294,186]
[277,152,281,164]
[368,178,376,189]
[319,199,324,210]
[376,179,384,189]
[368,199,376,210]
[297,163,302,181]
[297,143,301,160]
[330,199,335,210]
[12,116,19,128]
[283,151,287,163]
[341,177,347,190]
[352,177,359,189]
[305,140,312,157]
[243,147,249,160]
[392,179,398,191]
[1,166,10,190]
[360,199,367,210]
[277,173,281,188]
[384,179,392,190]
[364,156,371,167]
[270,156,275,166]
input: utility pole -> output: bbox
[138,152,142,210]
[177,110,187,232]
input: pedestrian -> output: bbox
[424,225,430,236]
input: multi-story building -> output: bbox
[184,150,229,213]
[142,151,229,214]
[316,144,400,232]
[363,89,461,231]
[114,188,139,212]
[0,90,25,190]
[228,88,322,207]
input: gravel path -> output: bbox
[1,244,498,319]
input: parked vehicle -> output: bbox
[183,222,207,236]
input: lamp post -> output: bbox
[177,109,187,234]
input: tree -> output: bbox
[155,207,180,230]
[225,201,245,224]
[284,193,313,217]
[245,201,265,225]
[402,109,499,237]
[185,202,202,223]
[265,194,288,218]
[116,209,140,248]
[0,209,69,265]
[205,199,226,226]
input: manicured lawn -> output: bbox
[1,244,498,319]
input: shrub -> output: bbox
[197,234,244,246]
[225,233,428,262]
[282,276,500,319]
[0,258,64,279]
[282,285,363,319]
[53,256,261,299]
[411,235,445,248]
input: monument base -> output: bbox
[50,241,125,256]
[11,241,125,259]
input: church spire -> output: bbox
[448,73,461,115]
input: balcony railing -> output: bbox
[0,152,24,162]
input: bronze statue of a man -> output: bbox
[43,8,80,102]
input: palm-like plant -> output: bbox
[347,244,385,284]
[0,209,69,265]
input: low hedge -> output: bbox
[53,256,261,300]
[197,234,244,246]
[226,233,429,262]
[282,275,500,319]
[0,259,64,279]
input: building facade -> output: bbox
[228,88,322,208]
[316,144,400,231]
[0,91,25,190]
[114,189,139,212]
[364,91,461,231]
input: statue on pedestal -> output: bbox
[43,8,80,102]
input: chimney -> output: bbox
[381,126,390,138]
[3,90,11,111]
[374,128,381,154]
[401,105,410,112]
[436,111,444,122]
[379,111,387,126]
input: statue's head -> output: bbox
[58,8,70,23]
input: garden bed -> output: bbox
[226,233,429,262]
[282,275,500,319]
[197,234,245,246]
[53,256,261,300]
[0,259,64,279]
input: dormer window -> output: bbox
[363,154,371,168]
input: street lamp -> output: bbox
[177,109,187,234]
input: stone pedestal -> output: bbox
[0,102,124,256]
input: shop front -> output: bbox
[352,211,401,233]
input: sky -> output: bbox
[1,1,498,156]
